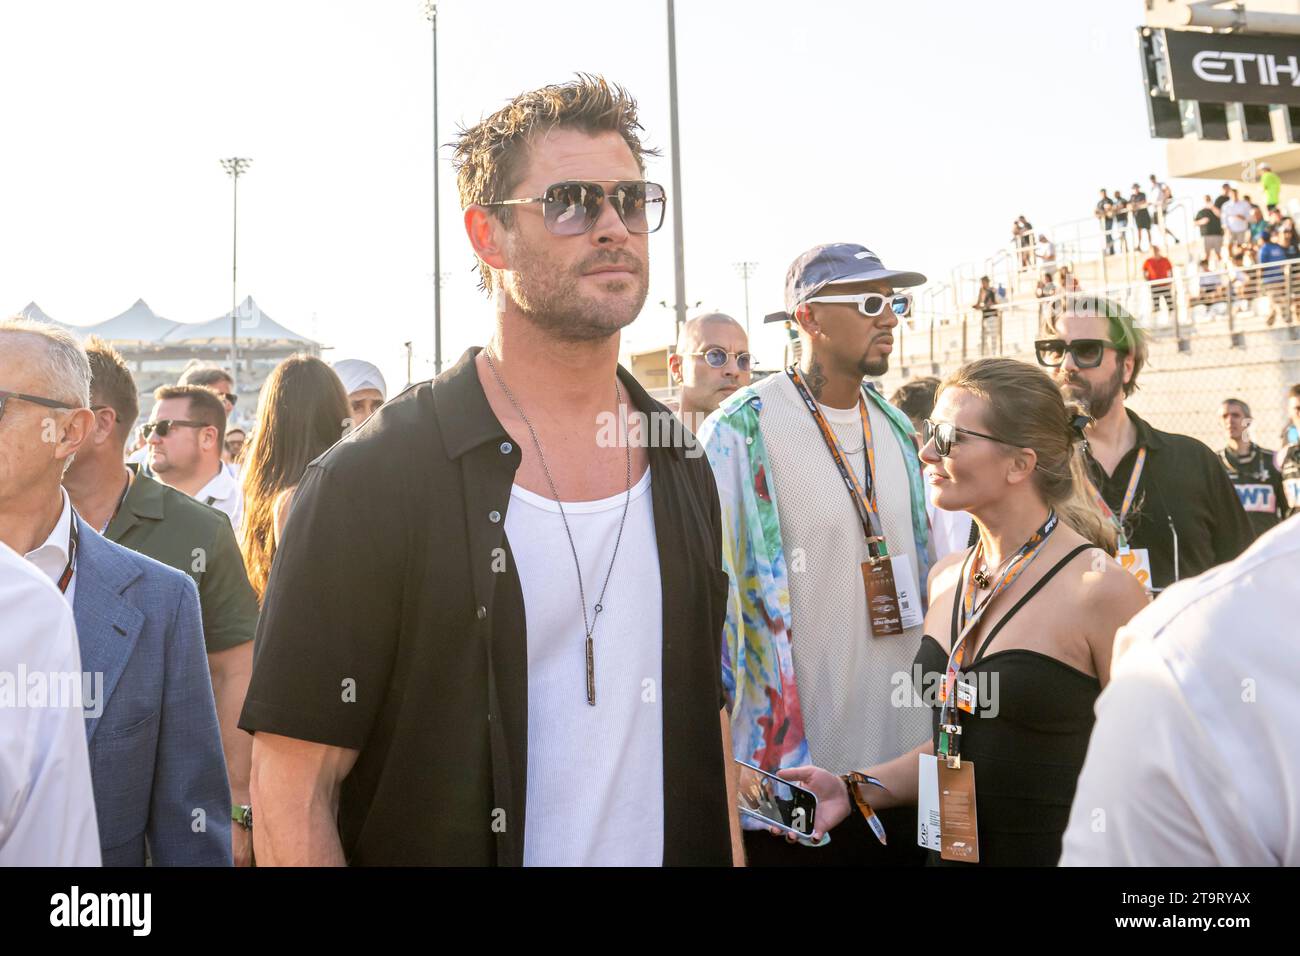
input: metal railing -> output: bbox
[897,256,1300,373]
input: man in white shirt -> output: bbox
[146,384,243,529]
[1222,189,1252,246]
[1061,515,1300,866]
[0,540,101,866]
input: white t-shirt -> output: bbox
[1060,516,1300,866]
[507,465,664,866]
[1,539,101,866]
[757,373,930,774]
[195,461,244,531]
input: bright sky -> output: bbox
[2,0,1200,390]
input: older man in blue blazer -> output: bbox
[0,318,231,866]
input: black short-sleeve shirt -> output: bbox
[1084,410,1254,592]
[239,348,732,866]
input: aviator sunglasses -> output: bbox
[484,180,667,236]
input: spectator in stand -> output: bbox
[1013,217,1034,268]
[1194,194,1224,264]
[1260,230,1291,325]
[1057,263,1080,293]
[1222,189,1252,246]
[1111,190,1130,251]
[1142,246,1174,318]
[974,275,998,354]
[1249,206,1269,244]
[1129,184,1151,251]
[1213,182,1232,212]
[1148,174,1178,243]
[1035,233,1055,268]
[1279,222,1299,261]
[239,355,351,602]
[1036,271,1059,323]
[1260,162,1282,212]
[1096,189,1116,256]
[1195,258,1224,304]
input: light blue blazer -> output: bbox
[72,516,232,866]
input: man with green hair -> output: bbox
[1037,296,1252,593]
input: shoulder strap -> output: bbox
[972,543,1094,663]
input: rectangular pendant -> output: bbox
[585,635,596,706]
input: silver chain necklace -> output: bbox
[483,348,632,706]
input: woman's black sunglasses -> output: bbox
[1034,338,1116,369]
[923,419,1021,457]
[485,180,667,236]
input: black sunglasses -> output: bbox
[1034,338,1117,370]
[219,392,238,407]
[0,389,77,425]
[485,180,666,236]
[687,347,753,372]
[143,419,212,439]
[923,419,1021,457]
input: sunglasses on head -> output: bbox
[485,180,667,236]
[143,419,211,439]
[686,347,753,372]
[1034,338,1116,369]
[923,419,1021,457]
[805,292,912,318]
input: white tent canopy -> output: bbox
[77,298,181,344]
[163,296,315,346]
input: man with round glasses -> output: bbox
[700,242,934,866]
[668,312,751,430]
[1038,295,1251,593]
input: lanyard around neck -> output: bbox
[785,366,884,557]
[1085,446,1147,549]
[57,518,79,595]
[938,509,1058,750]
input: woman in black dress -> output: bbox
[778,358,1148,865]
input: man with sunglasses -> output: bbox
[0,318,230,866]
[700,242,934,866]
[1038,296,1251,593]
[147,384,244,530]
[668,312,752,430]
[239,76,740,866]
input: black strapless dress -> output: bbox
[913,544,1100,866]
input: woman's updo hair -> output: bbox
[938,358,1116,552]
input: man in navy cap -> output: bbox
[699,243,934,866]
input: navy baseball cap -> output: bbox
[783,243,927,314]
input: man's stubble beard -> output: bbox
[1060,359,1125,420]
[505,236,649,343]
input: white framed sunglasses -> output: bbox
[805,292,913,317]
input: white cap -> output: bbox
[332,359,387,400]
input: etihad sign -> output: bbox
[1160,28,1300,107]
[1192,50,1300,88]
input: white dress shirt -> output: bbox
[0,539,101,865]
[1061,516,1300,866]
[23,487,77,603]
[195,460,244,531]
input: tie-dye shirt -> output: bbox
[698,380,933,774]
